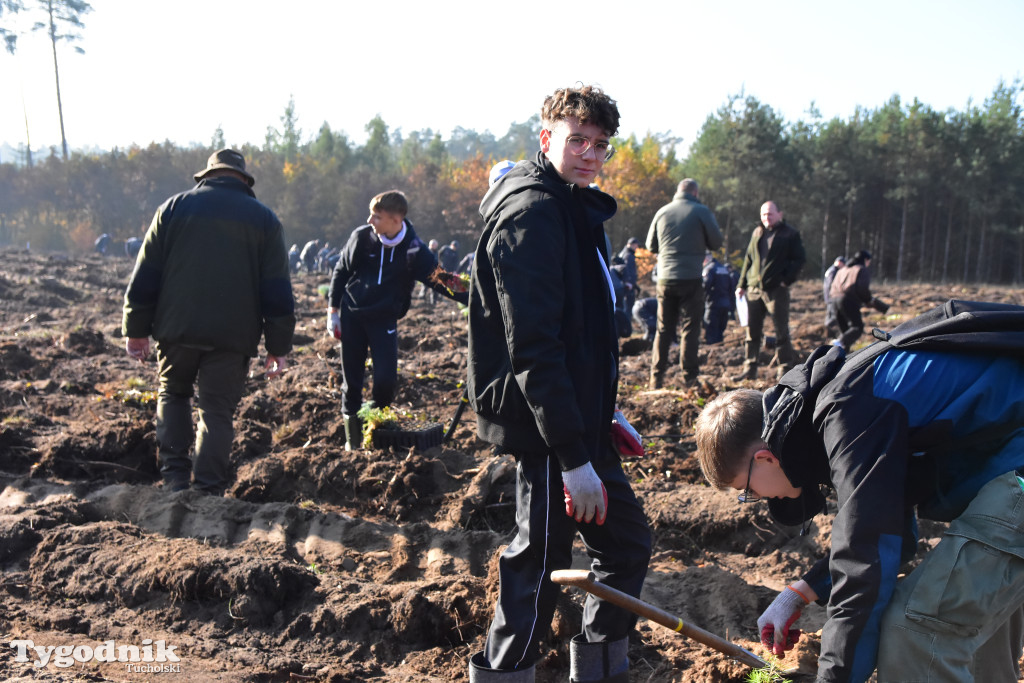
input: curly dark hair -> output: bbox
[541,85,620,136]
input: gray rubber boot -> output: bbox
[468,652,535,682]
[343,414,362,451]
[569,634,629,683]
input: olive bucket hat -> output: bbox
[194,148,255,187]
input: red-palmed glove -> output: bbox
[757,585,808,656]
[610,410,644,458]
[327,310,342,340]
[561,462,608,525]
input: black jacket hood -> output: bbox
[480,152,617,230]
[762,344,846,525]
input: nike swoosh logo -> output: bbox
[387,329,396,335]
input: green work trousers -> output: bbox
[744,285,796,374]
[652,278,703,382]
[155,343,249,495]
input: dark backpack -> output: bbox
[869,299,1024,357]
[767,299,1024,527]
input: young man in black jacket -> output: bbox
[466,86,651,683]
[327,190,466,449]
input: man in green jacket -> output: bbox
[645,178,722,388]
[122,149,296,495]
[734,200,805,381]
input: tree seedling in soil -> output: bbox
[357,403,399,449]
[746,656,793,683]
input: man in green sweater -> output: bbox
[122,149,296,495]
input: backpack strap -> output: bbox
[870,299,1024,357]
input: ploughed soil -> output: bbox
[1,246,1021,682]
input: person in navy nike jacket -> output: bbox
[327,190,466,449]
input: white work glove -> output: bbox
[757,586,807,656]
[327,310,341,340]
[561,462,608,525]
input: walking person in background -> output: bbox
[425,239,442,304]
[617,236,640,315]
[467,84,651,683]
[733,200,805,381]
[438,239,460,273]
[701,251,734,344]
[822,254,845,334]
[122,149,295,495]
[645,178,723,388]
[830,249,887,350]
[300,238,320,275]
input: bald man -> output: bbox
[733,201,805,382]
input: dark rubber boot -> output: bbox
[569,634,629,683]
[343,414,362,451]
[468,652,535,682]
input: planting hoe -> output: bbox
[550,569,768,669]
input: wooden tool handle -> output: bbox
[550,569,766,669]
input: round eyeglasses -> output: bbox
[564,134,616,162]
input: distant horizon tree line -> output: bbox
[1,83,1022,285]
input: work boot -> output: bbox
[468,652,535,682]
[569,634,629,683]
[730,365,758,382]
[648,373,664,390]
[343,414,363,451]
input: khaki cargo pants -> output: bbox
[877,471,1024,682]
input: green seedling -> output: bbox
[357,403,399,448]
[746,656,793,683]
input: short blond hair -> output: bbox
[694,390,764,489]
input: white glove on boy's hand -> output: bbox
[757,586,806,656]
[327,311,341,340]
[561,462,608,525]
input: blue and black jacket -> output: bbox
[762,300,1024,682]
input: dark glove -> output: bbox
[870,297,890,314]
[610,410,644,458]
[757,586,806,656]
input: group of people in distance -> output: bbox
[120,84,1024,683]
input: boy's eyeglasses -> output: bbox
[738,455,761,503]
[565,135,616,162]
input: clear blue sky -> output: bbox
[2,0,1022,157]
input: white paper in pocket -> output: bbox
[735,293,748,327]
